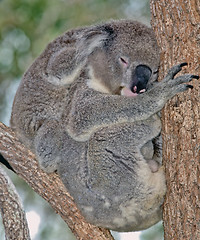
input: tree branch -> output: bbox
[0,122,114,240]
[0,166,31,240]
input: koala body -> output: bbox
[11,20,197,231]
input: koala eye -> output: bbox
[119,57,128,67]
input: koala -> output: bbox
[10,20,198,232]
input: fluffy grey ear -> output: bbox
[76,25,115,64]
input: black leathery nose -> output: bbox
[131,65,152,93]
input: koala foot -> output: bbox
[147,160,160,173]
[34,120,63,173]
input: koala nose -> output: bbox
[131,65,152,94]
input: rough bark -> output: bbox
[0,166,31,240]
[0,122,114,240]
[150,1,200,239]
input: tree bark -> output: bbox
[150,1,200,239]
[0,166,31,240]
[0,122,114,240]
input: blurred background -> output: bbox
[0,0,163,239]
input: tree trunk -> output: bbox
[0,122,114,240]
[150,1,200,239]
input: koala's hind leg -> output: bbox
[86,114,162,192]
[34,120,63,173]
[141,133,162,173]
[80,119,165,230]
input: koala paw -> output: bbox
[151,63,199,103]
[35,141,60,173]
[163,62,199,95]
[34,120,62,173]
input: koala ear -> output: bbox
[76,25,115,63]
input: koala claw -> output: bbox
[186,85,193,89]
[180,62,188,68]
[174,84,192,94]
[175,74,198,85]
[191,75,199,80]
[164,64,199,92]
[165,63,187,80]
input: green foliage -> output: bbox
[0,0,127,81]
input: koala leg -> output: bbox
[142,134,162,173]
[56,115,165,231]
[87,116,161,192]
[77,119,165,231]
[34,120,63,172]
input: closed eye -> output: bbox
[119,57,128,67]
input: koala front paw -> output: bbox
[153,63,199,103]
[163,63,199,96]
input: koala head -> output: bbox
[76,20,160,95]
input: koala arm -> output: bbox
[67,63,197,140]
[67,85,155,140]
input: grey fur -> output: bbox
[10,20,196,231]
